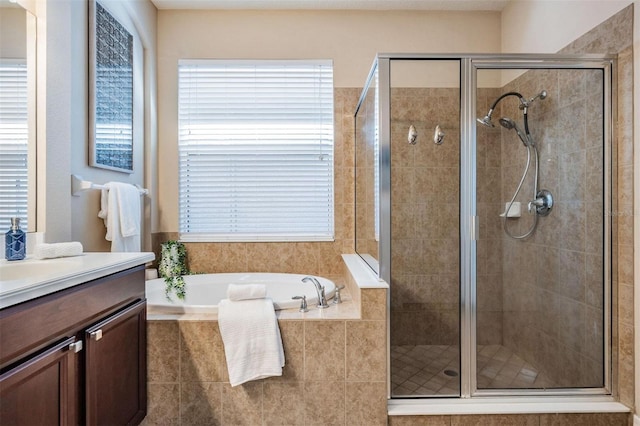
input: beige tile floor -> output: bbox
[391,344,556,396]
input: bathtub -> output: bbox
[145,273,336,314]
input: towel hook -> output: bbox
[433,125,445,145]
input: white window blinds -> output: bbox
[178,60,334,242]
[0,60,28,230]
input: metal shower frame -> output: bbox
[356,53,616,399]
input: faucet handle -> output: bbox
[292,295,308,313]
[333,285,345,304]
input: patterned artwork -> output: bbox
[90,1,134,172]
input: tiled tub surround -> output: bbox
[142,259,388,425]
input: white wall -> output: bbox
[34,0,157,250]
[156,9,502,231]
[501,0,632,54]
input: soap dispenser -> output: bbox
[5,217,26,261]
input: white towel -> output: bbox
[33,242,83,259]
[227,284,267,301]
[218,298,285,387]
[98,182,141,252]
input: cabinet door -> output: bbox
[85,299,146,426]
[0,337,79,426]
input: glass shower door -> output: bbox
[474,66,608,392]
[388,60,461,397]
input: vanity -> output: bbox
[0,252,154,425]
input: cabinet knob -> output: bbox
[90,330,103,341]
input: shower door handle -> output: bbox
[470,216,479,241]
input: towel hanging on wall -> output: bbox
[98,182,141,252]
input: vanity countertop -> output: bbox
[0,252,155,309]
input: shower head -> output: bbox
[476,108,495,127]
[498,117,516,130]
[499,117,530,147]
[477,115,494,128]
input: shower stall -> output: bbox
[354,54,615,398]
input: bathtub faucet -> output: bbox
[302,276,330,309]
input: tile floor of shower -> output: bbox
[391,344,557,396]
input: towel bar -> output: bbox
[71,174,148,197]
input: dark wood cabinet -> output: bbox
[85,300,146,426]
[0,266,147,426]
[0,337,79,425]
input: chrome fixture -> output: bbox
[408,124,418,145]
[477,90,553,239]
[529,189,554,216]
[433,125,445,145]
[333,285,345,304]
[497,117,529,147]
[302,276,330,309]
[292,295,309,312]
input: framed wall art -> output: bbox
[89,0,134,173]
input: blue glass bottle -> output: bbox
[5,217,26,261]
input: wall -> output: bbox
[496,66,606,387]
[155,9,501,274]
[33,0,157,250]
[500,3,635,406]
[0,7,26,58]
[388,86,461,349]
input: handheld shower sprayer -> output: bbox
[477,89,552,240]
[498,117,529,147]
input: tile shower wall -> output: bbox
[481,6,633,394]
[389,88,468,347]
[492,67,605,388]
[476,87,506,346]
[557,6,634,405]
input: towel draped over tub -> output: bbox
[217,284,285,386]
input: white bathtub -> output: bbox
[145,273,336,314]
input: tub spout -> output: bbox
[302,276,330,309]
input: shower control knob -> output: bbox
[529,189,553,216]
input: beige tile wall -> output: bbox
[557,6,635,405]
[492,5,633,396]
[354,81,379,260]
[476,87,506,346]
[492,67,605,387]
[143,269,388,426]
[152,88,362,278]
[389,87,465,347]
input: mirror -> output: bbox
[0,0,36,232]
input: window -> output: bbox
[178,60,334,242]
[0,60,28,229]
